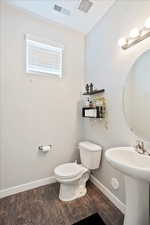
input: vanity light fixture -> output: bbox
[129,28,140,39]
[118,17,150,50]
[144,17,150,29]
[118,37,128,48]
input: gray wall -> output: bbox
[1,3,85,189]
[0,0,4,189]
[85,0,150,203]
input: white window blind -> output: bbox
[26,35,63,77]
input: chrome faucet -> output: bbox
[135,140,149,155]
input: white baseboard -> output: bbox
[90,175,126,214]
[0,176,56,199]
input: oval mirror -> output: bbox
[123,50,150,141]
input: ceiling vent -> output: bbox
[53,4,71,16]
[78,0,93,13]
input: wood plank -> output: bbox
[0,182,124,225]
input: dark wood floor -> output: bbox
[0,181,124,225]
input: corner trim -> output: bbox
[0,176,56,199]
[90,175,126,214]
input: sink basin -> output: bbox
[105,147,150,225]
[105,147,150,181]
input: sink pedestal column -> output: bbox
[124,176,149,225]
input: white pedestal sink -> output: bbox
[105,147,150,225]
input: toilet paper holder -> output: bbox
[38,144,52,152]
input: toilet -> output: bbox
[54,141,102,201]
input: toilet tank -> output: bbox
[79,141,102,170]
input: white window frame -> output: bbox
[25,34,64,78]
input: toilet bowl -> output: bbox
[55,163,89,201]
[54,141,102,201]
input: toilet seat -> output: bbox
[54,163,85,179]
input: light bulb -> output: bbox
[129,28,140,39]
[118,37,127,48]
[144,17,150,29]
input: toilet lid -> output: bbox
[54,163,83,179]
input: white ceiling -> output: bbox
[6,0,115,34]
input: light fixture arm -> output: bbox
[122,31,150,50]
[118,17,150,50]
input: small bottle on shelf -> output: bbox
[89,100,93,108]
[85,84,89,94]
[90,83,94,94]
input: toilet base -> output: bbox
[59,185,87,201]
[59,172,89,201]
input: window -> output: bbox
[26,35,63,77]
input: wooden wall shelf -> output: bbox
[83,89,105,96]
